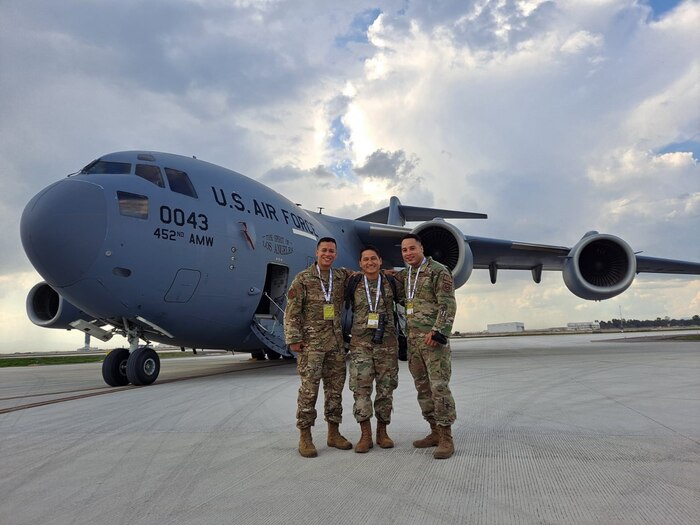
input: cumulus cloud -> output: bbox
[560,30,603,55]
[1,0,698,351]
[588,149,697,187]
[355,149,419,180]
[261,165,335,184]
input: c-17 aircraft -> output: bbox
[20,151,700,387]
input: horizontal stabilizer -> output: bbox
[356,196,487,226]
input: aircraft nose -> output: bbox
[20,179,107,287]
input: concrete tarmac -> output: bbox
[0,332,698,525]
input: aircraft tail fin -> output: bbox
[356,196,487,226]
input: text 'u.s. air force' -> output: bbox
[211,187,317,236]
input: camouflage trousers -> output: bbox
[407,334,456,426]
[349,342,399,424]
[296,347,347,429]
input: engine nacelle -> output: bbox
[26,282,96,329]
[562,232,637,300]
[411,219,473,288]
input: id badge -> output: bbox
[367,312,379,328]
[406,300,414,316]
[323,304,335,320]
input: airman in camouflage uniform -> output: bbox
[348,246,402,453]
[395,234,457,459]
[284,237,353,458]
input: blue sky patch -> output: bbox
[329,115,350,151]
[646,0,683,18]
[657,140,700,161]
[335,8,382,47]
[329,157,354,179]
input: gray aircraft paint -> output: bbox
[19,150,700,385]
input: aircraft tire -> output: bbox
[126,347,160,386]
[102,348,130,387]
[251,349,266,361]
[264,348,281,360]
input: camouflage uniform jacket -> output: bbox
[350,273,400,347]
[395,257,456,336]
[284,264,352,352]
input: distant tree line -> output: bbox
[598,315,700,330]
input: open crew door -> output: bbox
[251,263,292,357]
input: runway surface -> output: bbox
[0,332,698,525]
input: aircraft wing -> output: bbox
[466,236,700,274]
[634,255,700,274]
[353,214,699,301]
[465,236,570,271]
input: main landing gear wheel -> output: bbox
[102,348,130,387]
[264,348,282,360]
[251,349,266,361]
[126,347,161,386]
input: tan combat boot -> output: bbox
[327,422,353,450]
[412,419,439,448]
[355,420,373,453]
[376,421,394,449]
[298,427,318,458]
[433,425,454,459]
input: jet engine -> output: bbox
[26,282,96,329]
[411,219,473,288]
[562,232,637,300]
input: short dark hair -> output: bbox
[317,236,337,247]
[359,245,381,260]
[401,233,422,245]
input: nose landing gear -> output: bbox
[101,323,162,387]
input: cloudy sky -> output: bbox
[1,0,698,353]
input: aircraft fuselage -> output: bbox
[21,151,363,351]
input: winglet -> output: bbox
[356,196,487,226]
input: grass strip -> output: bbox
[0,351,199,368]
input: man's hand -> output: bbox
[424,331,439,347]
[289,342,304,352]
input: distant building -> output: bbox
[487,322,525,333]
[567,321,601,331]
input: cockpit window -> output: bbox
[81,160,132,175]
[164,168,198,198]
[117,191,148,219]
[135,164,165,187]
